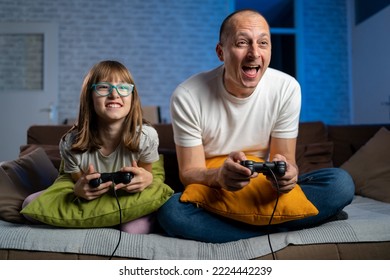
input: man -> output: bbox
[157,9,354,243]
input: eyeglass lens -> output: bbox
[93,83,133,96]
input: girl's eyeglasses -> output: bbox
[91,82,134,97]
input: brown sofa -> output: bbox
[1,121,390,259]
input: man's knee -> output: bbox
[332,168,355,205]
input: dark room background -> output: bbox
[0,0,389,161]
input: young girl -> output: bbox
[24,60,160,233]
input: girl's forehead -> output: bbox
[99,73,127,82]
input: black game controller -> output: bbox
[89,171,134,188]
[240,160,286,177]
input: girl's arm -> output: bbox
[71,171,83,182]
[137,161,153,172]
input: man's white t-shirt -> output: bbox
[170,66,301,160]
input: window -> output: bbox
[235,0,296,77]
[0,34,44,91]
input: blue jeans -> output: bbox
[157,168,355,243]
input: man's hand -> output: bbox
[216,151,255,191]
[265,154,298,193]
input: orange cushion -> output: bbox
[180,155,318,225]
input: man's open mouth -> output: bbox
[242,65,260,76]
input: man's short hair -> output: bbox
[219,9,268,44]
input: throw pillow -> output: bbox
[0,147,59,223]
[180,155,318,226]
[20,144,62,170]
[341,127,390,203]
[20,155,174,228]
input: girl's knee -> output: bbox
[21,191,45,224]
[22,191,44,209]
[121,213,157,234]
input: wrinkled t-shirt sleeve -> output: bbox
[138,125,160,163]
[59,132,81,174]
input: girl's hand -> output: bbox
[73,164,111,200]
[115,160,153,193]
[265,154,298,194]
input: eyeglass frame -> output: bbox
[91,82,134,97]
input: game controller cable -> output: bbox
[265,168,281,261]
[240,160,284,260]
[109,182,122,260]
[89,171,133,259]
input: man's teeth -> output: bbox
[243,66,260,75]
[243,65,260,71]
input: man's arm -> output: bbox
[268,137,298,193]
[175,144,252,191]
[175,144,210,186]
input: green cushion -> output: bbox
[20,155,174,228]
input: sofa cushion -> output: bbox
[20,155,174,228]
[27,125,71,145]
[296,141,334,174]
[327,124,390,167]
[297,121,328,144]
[180,155,319,226]
[20,144,62,170]
[0,147,58,223]
[341,127,390,203]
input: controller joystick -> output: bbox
[240,160,286,177]
[89,171,134,188]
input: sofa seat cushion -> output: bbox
[20,155,174,228]
[180,155,319,226]
[0,147,59,223]
[341,127,390,203]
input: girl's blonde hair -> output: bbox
[69,60,146,152]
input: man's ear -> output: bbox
[215,43,224,61]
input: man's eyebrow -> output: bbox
[258,32,270,38]
[235,31,270,38]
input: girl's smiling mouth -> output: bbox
[106,102,122,108]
